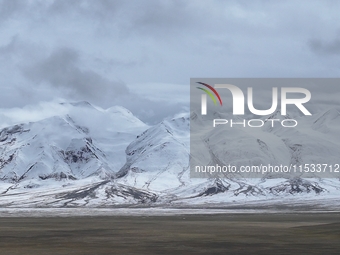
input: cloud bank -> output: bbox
[0,0,339,123]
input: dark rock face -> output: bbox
[269,178,324,195]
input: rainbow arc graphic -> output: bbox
[196,82,223,106]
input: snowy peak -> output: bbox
[61,101,95,109]
[0,102,148,184]
[116,114,190,191]
[0,116,110,182]
[312,107,340,129]
[106,105,133,116]
[308,107,340,137]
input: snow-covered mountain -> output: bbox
[0,102,147,182]
[0,101,340,208]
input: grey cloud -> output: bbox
[123,1,195,35]
[115,95,188,125]
[0,0,26,22]
[47,0,123,18]
[44,0,217,39]
[94,57,142,71]
[19,46,182,124]
[309,38,340,55]
[0,35,18,56]
[1,0,340,123]
[22,47,129,101]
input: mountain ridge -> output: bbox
[0,101,339,208]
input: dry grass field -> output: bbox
[0,213,339,255]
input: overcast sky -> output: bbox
[0,0,339,124]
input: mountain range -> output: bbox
[0,101,339,209]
